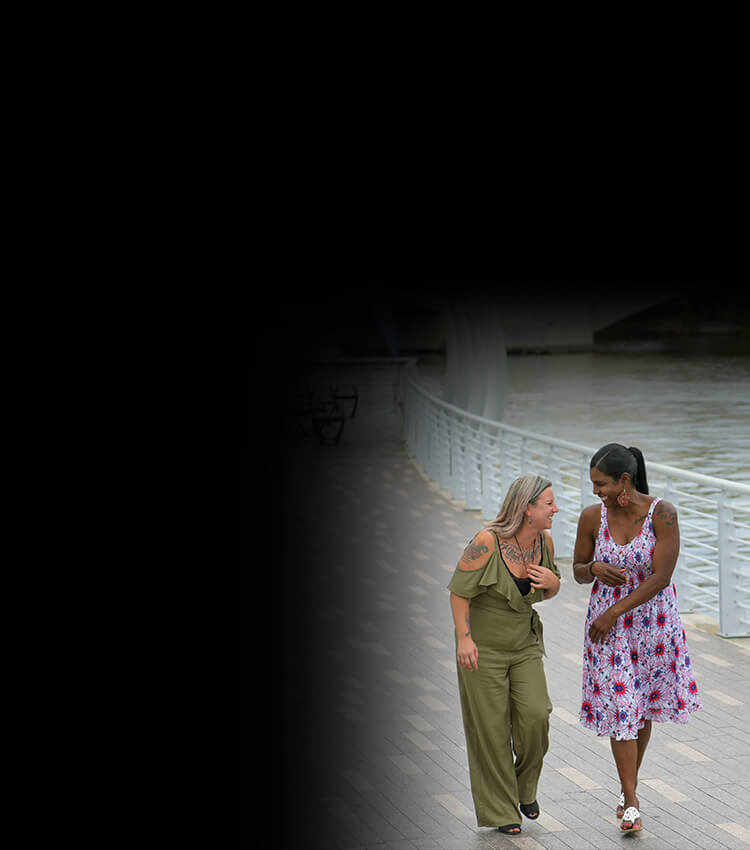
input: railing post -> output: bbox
[663,477,693,615]
[498,431,511,511]
[482,428,500,521]
[580,454,590,512]
[415,394,425,466]
[411,391,419,458]
[464,420,481,510]
[417,396,425,468]
[426,402,436,478]
[547,448,566,558]
[438,409,451,492]
[449,415,464,501]
[479,425,487,510]
[447,412,456,495]
[403,383,413,447]
[446,414,456,495]
[456,417,467,502]
[718,490,741,637]
[457,416,466,504]
[430,406,440,483]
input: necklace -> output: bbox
[513,533,534,572]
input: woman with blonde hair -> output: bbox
[447,474,561,835]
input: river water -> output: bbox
[418,351,750,486]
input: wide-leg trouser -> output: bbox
[457,641,552,827]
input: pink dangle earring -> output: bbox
[617,488,631,507]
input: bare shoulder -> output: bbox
[653,499,679,529]
[457,529,495,571]
[473,529,495,546]
[578,504,601,529]
[573,504,601,549]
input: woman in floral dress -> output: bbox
[572,444,701,833]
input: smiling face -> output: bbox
[525,486,559,530]
[590,466,631,507]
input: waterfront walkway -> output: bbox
[280,382,750,850]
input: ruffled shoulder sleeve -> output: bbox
[447,549,501,598]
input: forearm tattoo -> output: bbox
[464,614,471,637]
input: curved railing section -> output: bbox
[399,364,750,638]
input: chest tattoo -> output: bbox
[500,537,540,567]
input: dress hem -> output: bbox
[578,706,701,740]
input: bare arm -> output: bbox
[449,592,472,638]
[572,506,626,587]
[572,507,597,583]
[450,531,493,670]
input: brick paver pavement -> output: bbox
[277,379,750,850]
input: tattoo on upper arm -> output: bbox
[655,504,679,527]
[458,542,488,569]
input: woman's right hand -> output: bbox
[591,561,627,587]
[457,636,479,670]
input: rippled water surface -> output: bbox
[421,352,750,484]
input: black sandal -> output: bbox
[498,824,521,834]
[520,801,540,819]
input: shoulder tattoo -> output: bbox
[654,502,678,527]
[458,541,489,569]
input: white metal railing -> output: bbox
[399,364,750,638]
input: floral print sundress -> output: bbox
[580,497,701,740]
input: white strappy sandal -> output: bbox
[620,806,642,831]
[616,792,625,818]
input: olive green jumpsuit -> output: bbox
[448,533,559,827]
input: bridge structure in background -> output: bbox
[385,285,681,424]
[381,285,680,354]
[476,289,676,354]
[399,361,750,639]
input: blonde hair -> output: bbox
[483,474,552,538]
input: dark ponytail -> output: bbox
[590,443,650,494]
[627,446,649,494]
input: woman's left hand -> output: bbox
[588,610,617,644]
[527,565,559,591]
